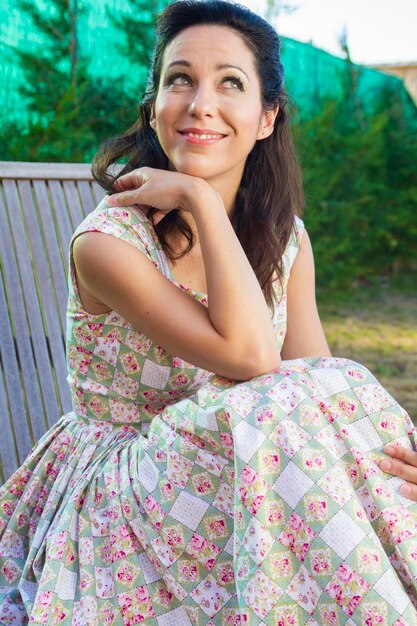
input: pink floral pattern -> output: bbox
[1,203,417,624]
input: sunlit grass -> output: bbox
[318,289,417,422]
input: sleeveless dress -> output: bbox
[1,199,417,626]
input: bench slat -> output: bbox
[0,162,105,483]
[48,181,74,266]
[33,181,69,335]
[92,181,105,207]
[62,180,84,231]
[4,180,60,438]
[0,162,94,180]
[77,180,98,218]
[0,273,21,482]
[0,184,40,462]
[18,180,72,422]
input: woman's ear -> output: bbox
[257,105,279,140]
[150,105,156,130]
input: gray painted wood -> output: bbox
[0,162,105,484]
[0,269,21,483]
[3,180,58,440]
[32,181,69,335]
[18,180,72,423]
[0,162,94,180]
[0,184,39,465]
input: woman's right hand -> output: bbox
[107,166,220,224]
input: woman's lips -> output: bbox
[178,129,226,145]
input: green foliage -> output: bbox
[1,0,141,162]
[2,0,416,292]
[297,62,417,291]
[109,0,162,74]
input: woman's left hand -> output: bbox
[380,444,417,500]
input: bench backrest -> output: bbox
[0,162,104,484]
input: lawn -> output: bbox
[318,289,417,422]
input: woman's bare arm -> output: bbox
[73,168,281,380]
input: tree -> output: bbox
[264,0,298,22]
[1,0,137,162]
[108,0,167,97]
[296,76,417,291]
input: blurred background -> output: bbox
[1,0,416,418]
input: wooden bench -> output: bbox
[0,162,104,485]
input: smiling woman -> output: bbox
[1,1,417,625]
[149,25,274,195]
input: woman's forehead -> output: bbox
[161,24,257,74]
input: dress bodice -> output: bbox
[66,199,304,425]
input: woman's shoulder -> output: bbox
[71,197,159,254]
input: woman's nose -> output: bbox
[188,85,216,117]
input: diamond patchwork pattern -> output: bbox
[319,510,366,559]
[1,204,417,625]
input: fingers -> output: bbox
[108,190,144,207]
[380,444,417,501]
[113,169,148,192]
[398,482,417,500]
[384,444,417,468]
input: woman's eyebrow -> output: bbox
[166,60,249,80]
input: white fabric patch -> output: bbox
[346,417,383,452]
[310,368,351,398]
[68,511,79,542]
[138,552,162,584]
[169,491,209,530]
[140,359,171,389]
[157,607,193,626]
[374,568,410,614]
[272,461,314,508]
[17,579,38,603]
[137,454,159,493]
[55,565,78,600]
[320,510,366,559]
[233,420,266,463]
[196,409,219,431]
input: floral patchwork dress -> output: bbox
[1,199,417,626]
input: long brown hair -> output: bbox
[92,0,304,307]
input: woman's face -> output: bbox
[151,25,276,196]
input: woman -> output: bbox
[1,1,417,624]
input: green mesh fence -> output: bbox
[281,37,417,123]
[1,0,416,127]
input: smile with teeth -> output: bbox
[184,131,224,139]
[185,133,223,139]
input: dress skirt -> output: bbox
[1,357,417,625]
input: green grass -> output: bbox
[318,289,417,422]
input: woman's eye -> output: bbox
[166,74,191,87]
[222,76,245,91]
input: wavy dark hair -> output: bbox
[92,0,304,307]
